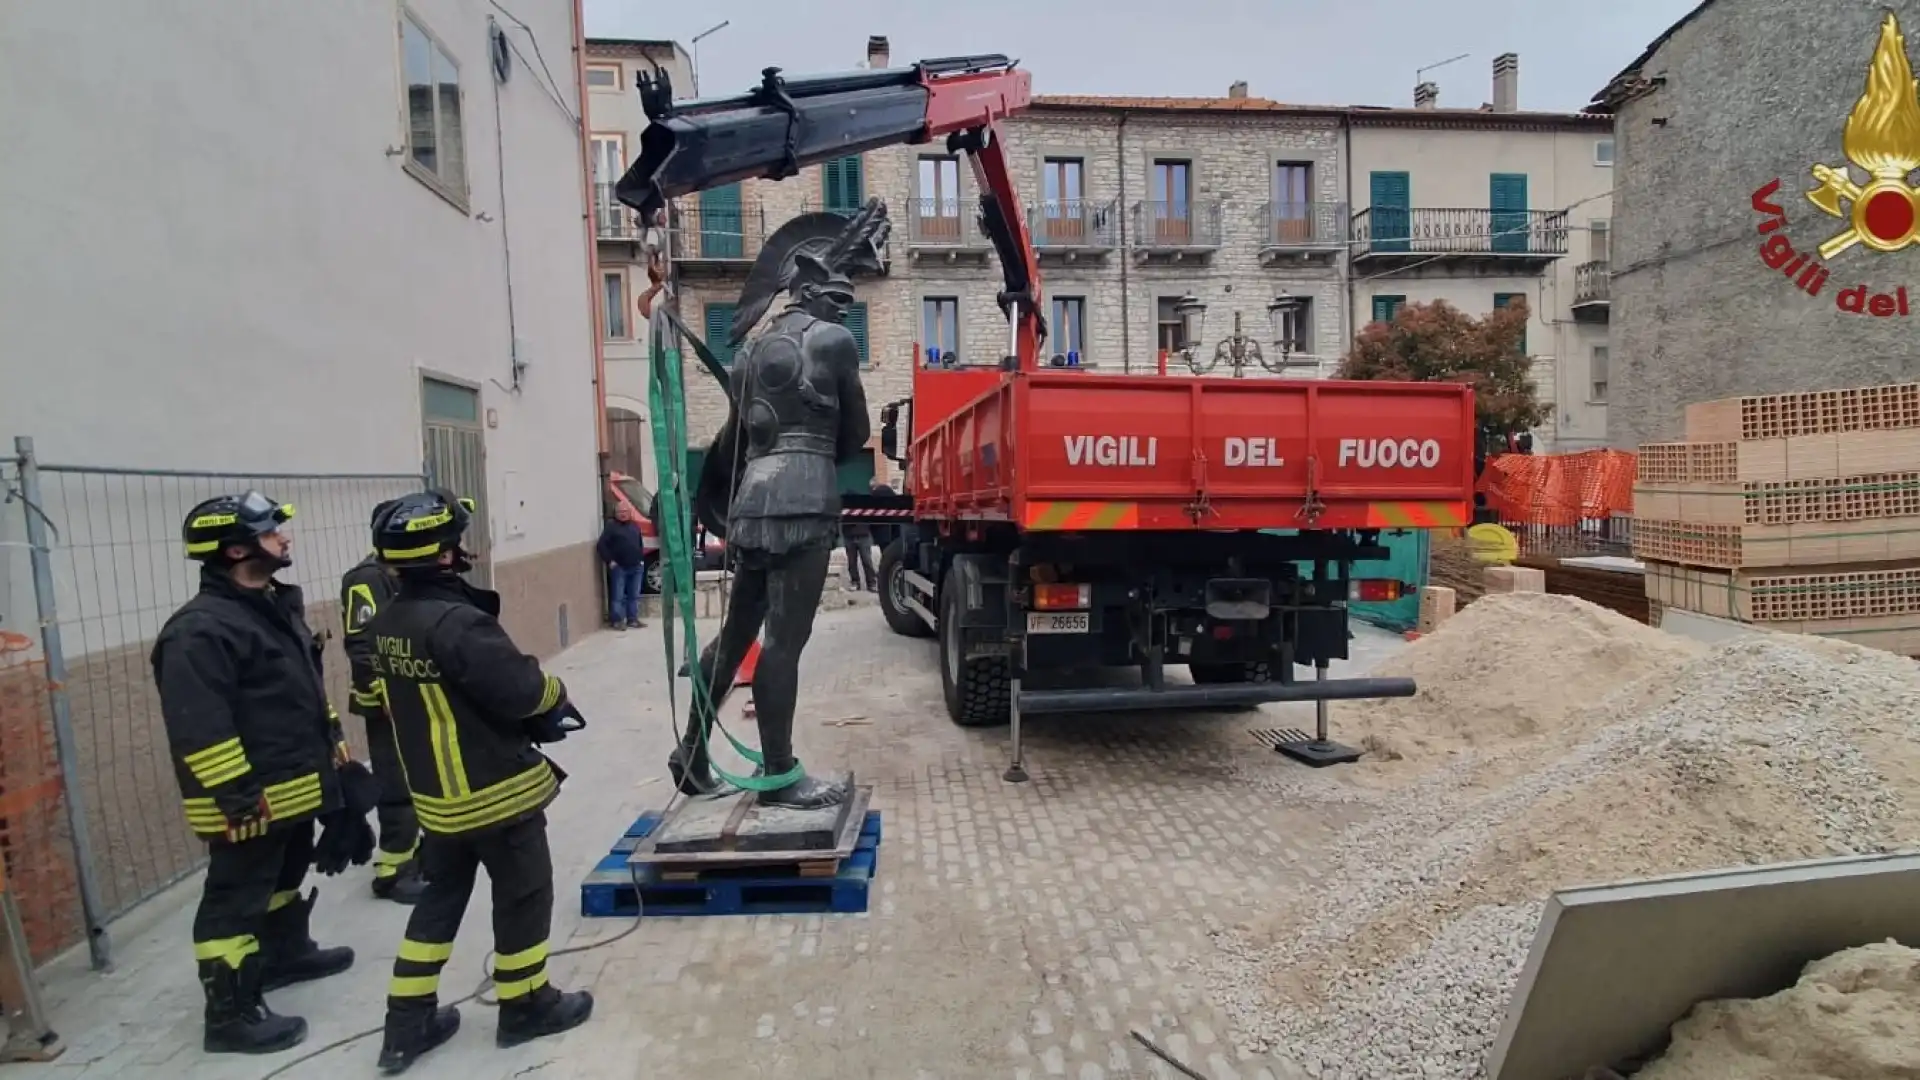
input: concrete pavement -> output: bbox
[16,597,1405,1080]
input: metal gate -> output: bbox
[421,377,491,588]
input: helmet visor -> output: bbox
[237,491,295,532]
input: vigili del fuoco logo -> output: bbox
[1751,12,1920,317]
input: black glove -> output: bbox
[213,786,273,843]
[313,761,378,875]
[524,700,587,745]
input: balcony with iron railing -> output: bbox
[668,201,769,266]
[905,197,992,259]
[1573,259,1611,317]
[593,182,646,241]
[1130,200,1223,257]
[1027,198,1119,254]
[1259,201,1345,263]
[1350,207,1568,267]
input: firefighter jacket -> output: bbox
[340,554,397,717]
[151,566,347,839]
[365,575,568,837]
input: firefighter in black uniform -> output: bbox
[368,491,594,1073]
[150,491,358,1055]
[341,499,428,904]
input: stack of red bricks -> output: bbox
[1631,381,1920,657]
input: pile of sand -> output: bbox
[1343,591,1705,764]
[1213,633,1920,1073]
[1635,941,1920,1080]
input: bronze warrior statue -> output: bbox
[668,199,890,809]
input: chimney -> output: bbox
[1492,52,1518,112]
[1227,80,1248,99]
[1413,81,1438,109]
[866,35,889,70]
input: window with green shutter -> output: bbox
[1371,294,1407,325]
[843,302,870,367]
[1489,173,1528,253]
[705,302,738,367]
[1368,171,1411,253]
[823,155,864,214]
[1493,292,1527,354]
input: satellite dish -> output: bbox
[489,22,512,84]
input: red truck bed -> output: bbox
[908,371,1477,532]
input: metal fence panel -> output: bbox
[6,448,422,932]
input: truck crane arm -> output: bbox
[614,55,1046,370]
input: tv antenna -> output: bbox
[1415,52,1470,99]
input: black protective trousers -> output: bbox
[386,814,555,1011]
[192,820,314,968]
[691,544,831,774]
[362,708,421,876]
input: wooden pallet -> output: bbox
[581,810,882,918]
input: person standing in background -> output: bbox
[596,504,647,630]
[840,513,875,592]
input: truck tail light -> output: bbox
[1350,579,1406,603]
[1033,583,1091,611]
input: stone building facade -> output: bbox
[1593,0,1920,449]
[635,35,1617,462]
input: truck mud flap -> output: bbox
[1015,676,1415,716]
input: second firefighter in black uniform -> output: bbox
[368,491,594,1074]
[150,491,362,1054]
[341,500,427,903]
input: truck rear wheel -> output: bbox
[1188,661,1272,685]
[939,566,1010,727]
[878,539,933,638]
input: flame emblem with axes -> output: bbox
[1808,13,1920,259]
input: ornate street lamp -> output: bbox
[1267,292,1308,368]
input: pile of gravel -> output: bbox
[1207,633,1920,1079]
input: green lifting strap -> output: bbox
[645,310,804,792]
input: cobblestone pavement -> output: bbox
[18,591,1404,1080]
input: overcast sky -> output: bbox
[583,0,1700,112]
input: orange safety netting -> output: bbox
[0,631,83,963]
[1478,449,1638,526]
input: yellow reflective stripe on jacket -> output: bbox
[533,674,563,715]
[413,761,556,834]
[264,773,324,819]
[351,686,386,709]
[418,683,471,799]
[183,798,228,835]
[183,738,251,787]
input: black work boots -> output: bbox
[259,888,355,992]
[495,984,595,1048]
[371,858,429,905]
[200,955,307,1055]
[377,1004,462,1074]
[377,984,592,1072]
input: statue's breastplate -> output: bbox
[739,318,838,461]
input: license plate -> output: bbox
[1026,611,1090,634]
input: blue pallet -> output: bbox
[581,810,881,918]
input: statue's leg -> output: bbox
[752,543,847,810]
[668,551,771,796]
